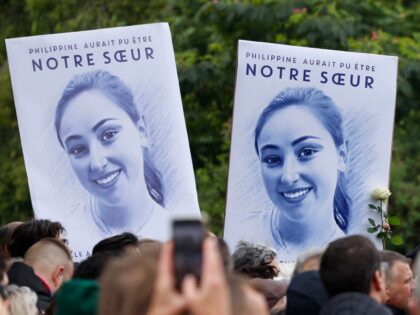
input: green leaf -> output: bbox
[368,218,376,226]
[377,231,384,238]
[367,226,379,233]
[388,216,401,226]
[391,235,404,246]
[368,204,377,210]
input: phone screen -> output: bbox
[173,219,203,290]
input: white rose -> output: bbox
[371,187,392,201]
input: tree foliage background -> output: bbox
[0,0,418,252]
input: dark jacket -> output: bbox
[8,261,52,312]
[320,292,392,315]
[286,271,329,315]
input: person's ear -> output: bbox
[372,270,384,291]
[337,141,348,172]
[137,115,150,148]
[373,269,389,303]
[52,266,65,290]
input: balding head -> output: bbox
[24,238,73,294]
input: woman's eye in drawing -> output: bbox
[262,155,282,166]
[297,147,319,159]
[69,145,87,157]
[101,129,119,142]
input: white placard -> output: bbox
[6,23,200,261]
[224,40,398,262]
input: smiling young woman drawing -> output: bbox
[55,70,168,239]
[254,87,351,260]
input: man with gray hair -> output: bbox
[380,250,414,315]
[8,238,74,312]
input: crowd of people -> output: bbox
[0,219,418,315]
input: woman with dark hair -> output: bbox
[254,86,351,261]
[55,70,169,239]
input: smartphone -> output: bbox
[173,218,204,290]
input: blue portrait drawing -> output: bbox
[224,40,398,263]
[6,23,200,261]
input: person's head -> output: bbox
[232,241,279,279]
[6,285,38,315]
[320,235,384,301]
[379,250,414,309]
[73,252,115,281]
[24,238,73,294]
[92,232,139,256]
[55,70,164,207]
[254,87,349,232]
[137,238,162,256]
[98,251,159,315]
[292,247,325,277]
[7,219,65,258]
